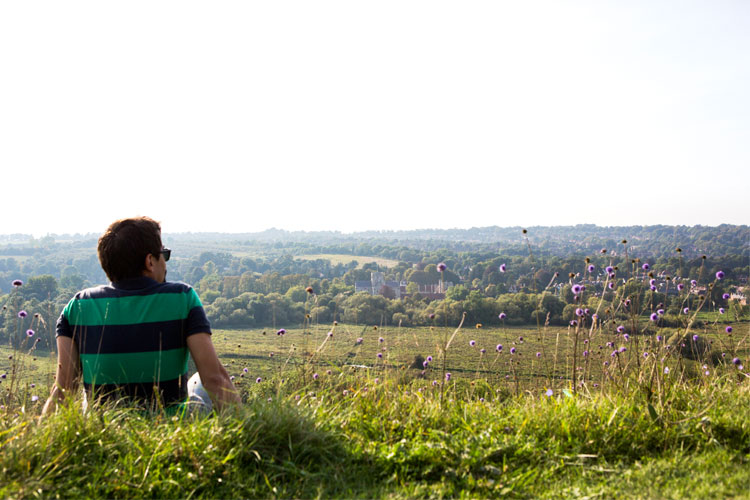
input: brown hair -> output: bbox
[98,217,163,282]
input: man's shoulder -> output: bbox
[159,280,196,295]
[72,284,116,301]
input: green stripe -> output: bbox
[65,290,200,326]
[80,348,189,385]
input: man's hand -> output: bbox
[41,336,80,418]
[187,333,240,411]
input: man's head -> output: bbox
[98,217,167,283]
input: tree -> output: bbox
[24,275,58,300]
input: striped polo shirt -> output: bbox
[56,277,211,409]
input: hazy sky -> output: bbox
[2,1,748,236]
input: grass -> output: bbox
[2,372,749,498]
[2,317,749,497]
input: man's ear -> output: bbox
[143,253,156,274]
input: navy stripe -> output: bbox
[72,320,188,354]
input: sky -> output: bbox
[1,1,748,236]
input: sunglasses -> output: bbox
[160,247,172,262]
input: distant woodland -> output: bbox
[1,225,747,345]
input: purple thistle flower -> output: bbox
[499,264,506,272]
[480,348,486,354]
[642,263,650,270]
[327,331,333,338]
[230,375,235,381]
[570,320,578,327]
[605,266,614,274]
[427,356,433,362]
[726,326,733,333]
[571,284,582,294]
[377,353,383,359]
[496,344,503,352]
[510,347,517,354]
[691,279,697,287]
[356,337,363,344]
[437,262,447,272]
[664,367,670,374]
[277,328,286,336]
[423,360,429,367]
[683,307,689,314]
[469,340,476,347]
[619,347,627,353]
[313,373,319,380]
[26,329,34,337]
[545,389,554,397]
[623,334,630,341]
[649,279,656,287]
[429,313,435,320]
[575,308,584,317]
[243,367,248,373]
[378,337,384,343]
[617,325,625,333]
[692,335,699,342]
[606,341,614,347]
[445,372,451,380]
[657,309,665,316]
[536,352,541,357]
[656,335,663,342]
[722,293,730,300]
[256,377,262,383]
[588,264,595,273]
[624,299,631,307]
[582,350,589,357]
[716,271,725,280]
[608,282,614,290]
[650,313,659,322]
[18,310,27,318]
[650,286,657,292]
[519,336,524,342]
[498,312,507,320]
[432,380,438,386]
[31,396,39,402]
[677,283,684,291]
[643,352,649,358]
[719,308,725,314]
[12,280,23,287]
[0,374,6,379]
[732,357,741,365]
[611,351,617,357]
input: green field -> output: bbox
[294,253,401,268]
[212,321,750,399]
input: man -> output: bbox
[42,216,239,416]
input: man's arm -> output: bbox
[187,333,240,411]
[41,335,80,417]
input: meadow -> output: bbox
[2,312,749,498]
